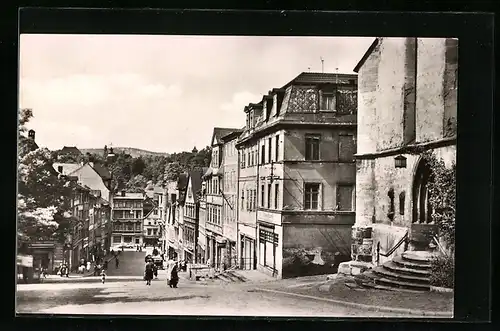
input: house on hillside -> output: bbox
[345,38,457,275]
[57,146,83,161]
[202,127,241,269]
[235,71,358,279]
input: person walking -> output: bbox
[170,262,179,288]
[115,257,120,269]
[144,259,154,286]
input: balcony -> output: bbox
[112,228,143,234]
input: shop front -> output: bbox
[258,224,279,277]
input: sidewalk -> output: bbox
[258,274,453,317]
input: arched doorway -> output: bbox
[410,157,438,250]
[412,157,432,224]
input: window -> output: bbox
[304,183,321,210]
[339,134,355,162]
[399,192,405,215]
[113,236,121,243]
[305,134,321,161]
[274,183,279,209]
[261,185,265,207]
[241,190,245,210]
[246,189,250,210]
[268,138,272,162]
[267,184,271,209]
[147,228,152,236]
[337,184,354,211]
[261,145,266,165]
[253,189,256,211]
[275,136,279,161]
[321,92,336,111]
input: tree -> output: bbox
[125,174,148,192]
[423,151,456,251]
[18,109,77,244]
[164,161,184,182]
[132,156,146,175]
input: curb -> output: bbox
[255,288,453,318]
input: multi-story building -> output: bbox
[182,168,205,263]
[236,104,261,271]
[202,127,241,269]
[220,130,242,268]
[236,72,358,279]
[164,180,179,259]
[348,38,457,270]
[69,182,93,269]
[111,191,144,249]
[143,185,164,246]
[170,174,189,260]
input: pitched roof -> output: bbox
[220,129,243,143]
[53,162,84,175]
[353,38,380,73]
[211,127,242,146]
[60,146,82,155]
[92,163,111,180]
[188,167,207,203]
[281,72,358,89]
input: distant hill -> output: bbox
[80,147,169,158]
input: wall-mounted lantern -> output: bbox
[394,154,407,168]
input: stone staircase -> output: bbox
[351,251,434,292]
[215,269,249,283]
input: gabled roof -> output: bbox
[92,163,111,180]
[211,127,241,146]
[281,72,358,89]
[177,173,189,204]
[60,146,82,155]
[353,38,380,73]
[188,167,207,203]
[220,129,243,143]
[53,162,84,175]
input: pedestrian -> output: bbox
[153,263,158,279]
[86,261,91,272]
[144,259,154,286]
[170,262,179,288]
[115,257,119,269]
[101,267,106,284]
[103,259,108,270]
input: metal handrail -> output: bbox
[376,231,409,264]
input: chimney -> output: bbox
[28,130,35,140]
[121,190,126,197]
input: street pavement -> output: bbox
[16,272,410,318]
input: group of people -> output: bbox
[144,258,179,288]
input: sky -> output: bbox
[19,34,374,153]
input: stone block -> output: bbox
[337,261,352,275]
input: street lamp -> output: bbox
[394,154,407,168]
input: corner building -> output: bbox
[236,72,358,279]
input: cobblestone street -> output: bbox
[16,277,410,317]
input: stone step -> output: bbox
[392,256,431,270]
[373,266,430,284]
[355,271,430,291]
[215,273,232,282]
[361,282,428,293]
[402,251,437,263]
[382,261,431,277]
[227,271,248,282]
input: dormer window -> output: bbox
[320,91,337,111]
[58,166,63,173]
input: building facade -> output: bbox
[111,191,144,249]
[350,38,457,268]
[202,128,241,269]
[182,169,205,263]
[220,131,242,268]
[236,72,358,279]
[164,180,179,259]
